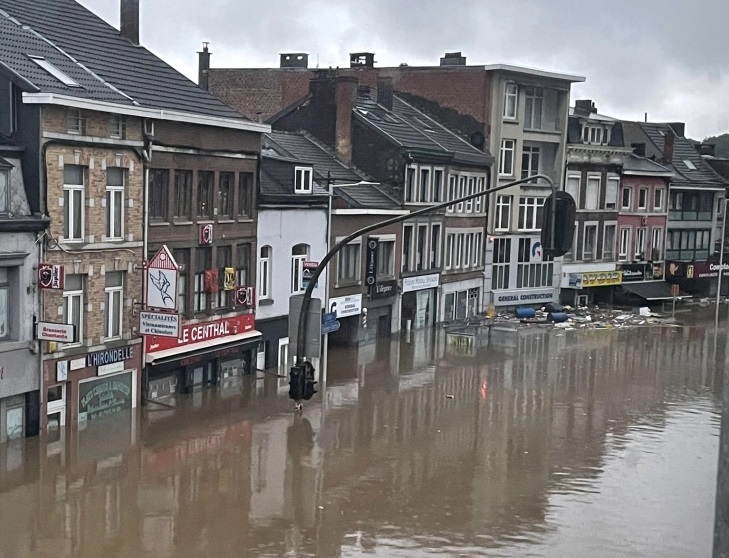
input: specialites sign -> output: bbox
[139,311,181,338]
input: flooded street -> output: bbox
[0,321,722,557]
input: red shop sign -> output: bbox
[144,314,255,354]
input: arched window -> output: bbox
[291,244,309,294]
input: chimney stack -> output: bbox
[280,53,309,69]
[335,77,358,164]
[350,53,375,68]
[668,122,685,138]
[377,76,394,111]
[440,51,466,66]
[120,0,140,45]
[198,42,211,90]
[663,129,675,166]
[574,99,597,115]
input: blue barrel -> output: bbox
[548,312,569,323]
[515,307,536,319]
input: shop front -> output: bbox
[666,260,729,297]
[401,273,439,331]
[560,264,621,306]
[42,340,142,431]
[441,278,481,322]
[144,314,260,401]
[615,262,678,303]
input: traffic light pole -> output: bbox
[291,173,557,402]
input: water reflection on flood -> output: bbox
[0,324,722,557]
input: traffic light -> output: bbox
[302,361,317,401]
[540,191,577,258]
[289,364,305,401]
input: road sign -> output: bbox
[321,311,340,335]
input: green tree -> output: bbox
[703,133,729,158]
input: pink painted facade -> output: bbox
[617,175,670,262]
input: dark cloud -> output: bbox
[79,0,729,138]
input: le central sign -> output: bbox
[145,314,255,354]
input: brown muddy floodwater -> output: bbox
[0,323,722,557]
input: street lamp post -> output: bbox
[292,173,559,393]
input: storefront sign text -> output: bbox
[494,288,556,305]
[140,311,181,338]
[582,270,623,287]
[78,372,133,422]
[402,273,440,293]
[36,321,76,343]
[145,314,256,353]
[370,279,396,299]
[329,294,362,318]
[87,346,133,368]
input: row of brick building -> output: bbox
[0,0,726,443]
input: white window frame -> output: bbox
[109,114,126,139]
[582,223,598,261]
[474,232,483,267]
[405,165,417,203]
[654,188,664,211]
[499,139,515,176]
[474,176,485,213]
[402,224,414,272]
[445,234,455,270]
[105,168,125,241]
[495,195,511,231]
[419,167,431,203]
[374,236,396,278]
[651,227,663,259]
[430,223,441,268]
[619,227,631,261]
[583,125,604,145]
[446,174,457,213]
[63,278,83,347]
[503,83,518,119]
[518,196,544,231]
[603,223,616,260]
[621,186,632,211]
[457,176,466,212]
[104,273,123,340]
[259,246,271,300]
[433,168,445,203]
[337,238,361,285]
[66,108,85,134]
[605,176,619,210]
[464,234,472,268]
[294,166,313,194]
[638,187,648,210]
[565,174,580,205]
[465,176,474,213]
[63,165,85,242]
[416,224,429,271]
[524,86,543,130]
[290,244,309,295]
[635,227,647,259]
[521,145,540,180]
[585,175,600,210]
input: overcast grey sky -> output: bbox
[79,0,728,139]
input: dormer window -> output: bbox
[582,125,604,145]
[66,109,85,135]
[294,167,313,194]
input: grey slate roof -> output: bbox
[622,153,673,175]
[336,183,401,209]
[0,0,247,120]
[264,131,368,184]
[354,95,493,167]
[622,121,726,188]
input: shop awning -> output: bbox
[621,282,691,301]
[146,330,262,365]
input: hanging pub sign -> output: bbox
[235,286,255,307]
[204,269,219,293]
[223,267,236,290]
[146,246,179,311]
[38,263,65,290]
[199,223,213,245]
[365,238,378,287]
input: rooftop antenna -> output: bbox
[645,112,648,123]
[316,52,320,69]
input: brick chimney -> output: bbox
[335,76,358,164]
[377,76,393,111]
[120,0,140,45]
[574,99,597,116]
[663,128,675,166]
[198,42,211,90]
[280,53,309,69]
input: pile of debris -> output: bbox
[488,303,677,331]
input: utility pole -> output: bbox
[288,174,567,407]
